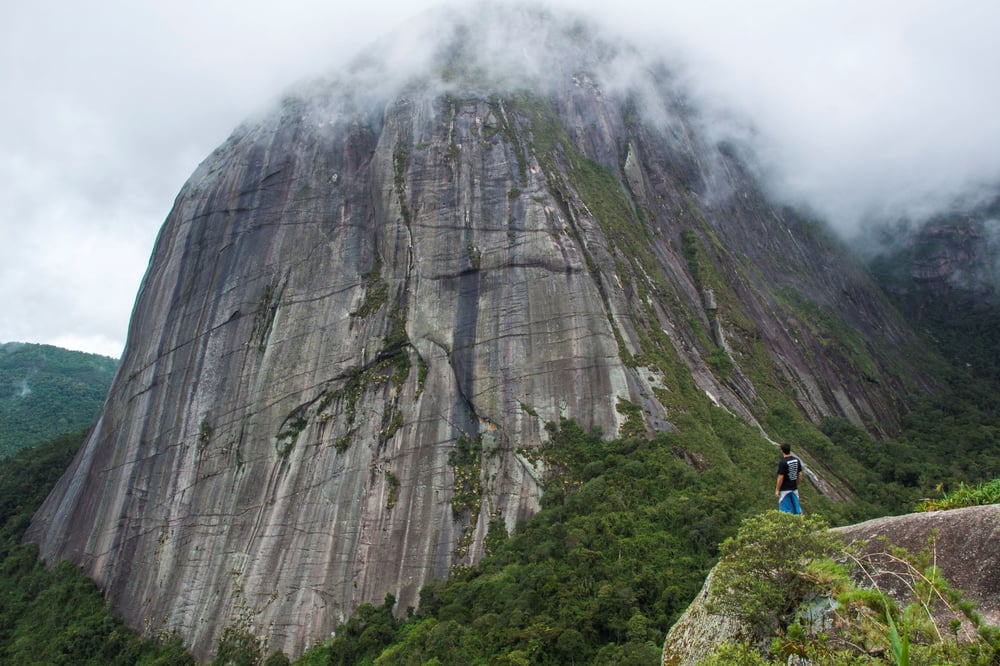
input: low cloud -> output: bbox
[627,0,1000,234]
[3,0,999,356]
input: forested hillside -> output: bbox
[0,342,117,457]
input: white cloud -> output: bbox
[2,0,999,356]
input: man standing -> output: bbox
[775,443,802,514]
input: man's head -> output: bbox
[780,443,791,455]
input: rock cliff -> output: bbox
[27,8,933,659]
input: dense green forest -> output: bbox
[0,342,117,457]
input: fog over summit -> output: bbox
[3,0,999,356]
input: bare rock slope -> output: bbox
[27,9,931,659]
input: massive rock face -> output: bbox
[27,10,931,659]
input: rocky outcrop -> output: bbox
[661,505,1000,665]
[660,568,745,666]
[836,503,1000,627]
[26,8,934,660]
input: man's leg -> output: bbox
[778,491,802,514]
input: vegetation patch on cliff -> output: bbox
[326,349,411,453]
[349,256,389,319]
[917,477,1000,511]
[251,279,280,353]
[449,433,484,562]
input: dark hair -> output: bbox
[780,443,791,455]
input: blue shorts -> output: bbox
[778,490,801,514]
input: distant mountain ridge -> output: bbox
[0,342,117,457]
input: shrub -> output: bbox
[916,477,1000,512]
[708,511,841,640]
[703,513,1000,664]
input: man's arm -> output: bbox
[775,474,784,497]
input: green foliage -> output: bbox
[0,430,196,664]
[482,512,508,557]
[709,511,842,639]
[704,348,734,377]
[448,434,483,517]
[313,345,413,455]
[895,375,1000,487]
[198,419,214,451]
[820,355,1000,515]
[350,257,389,319]
[0,342,117,457]
[416,356,429,397]
[262,651,291,666]
[385,470,400,510]
[916,477,1000,511]
[615,398,645,438]
[212,625,262,666]
[679,229,706,293]
[696,642,771,665]
[251,281,279,353]
[700,514,999,665]
[393,143,412,226]
[0,429,85,545]
[298,418,778,665]
[318,594,400,666]
[276,412,308,458]
[886,605,910,666]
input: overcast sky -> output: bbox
[3,1,999,359]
